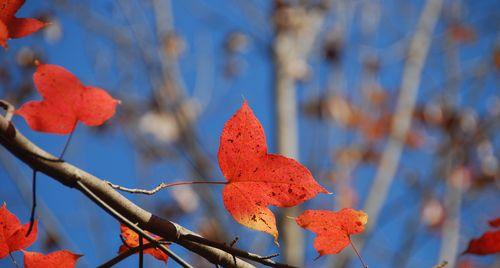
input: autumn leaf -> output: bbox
[0,0,47,48]
[118,224,168,263]
[218,102,328,242]
[295,208,368,256]
[23,250,81,268]
[463,230,500,255]
[16,63,120,135]
[0,203,38,259]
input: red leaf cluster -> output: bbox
[0,0,47,47]
[0,203,37,259]
[0,203,81,267]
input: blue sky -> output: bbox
[1,0,499,267]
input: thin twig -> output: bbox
[76,181,193,268]
[106,180,227,195]
[229,236,239,247]
[26,169,37,236]
[0,100,14,121]
[350,238,368,268]
[98,241,169,267]
[9,253,19,268]
[260,253,279,260]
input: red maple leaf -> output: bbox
[295,208,368,255]
[23,250,81,268]
[0,203,38,259]
[0,0,47,48]
[16,63,120,134]
[118,224,168,263]
[464,230,500,255]
[218,102,328,241]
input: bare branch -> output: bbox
[363,0,443,233]
[0,105,270,268]
[106,180,227,195]
[182,234,297,268]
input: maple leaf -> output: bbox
[218,102,328,241]
[16,63,120,135]
[23,250,81,268]
[0,0,47,48]
[463,230,500,255]
[118,224,168,263]
[0,203,38,259]
[295,208,368,255]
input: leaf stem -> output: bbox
[26,169,37,236]
[59,125,76,160]
[106,180,227,195]
[350,238,367,268]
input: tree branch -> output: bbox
[106,180,227,195]
[0,104,273,268]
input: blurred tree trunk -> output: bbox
[273,36,303,266]
[273,13,303,267]
[272,1,330,265]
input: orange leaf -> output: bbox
[218,102,328,242]
[464,230,500,255]
[16,64,120,135]
[118,224,168,263]
[295,208,368,255]
[0,203,38,259]
[23,250,81,268]
[0,0,47,48]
